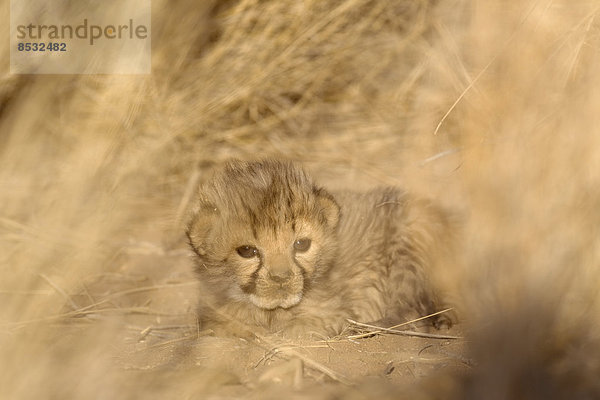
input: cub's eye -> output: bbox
[293,238,311,252]
[236,245,258,258]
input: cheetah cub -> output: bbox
[186,160,455,337]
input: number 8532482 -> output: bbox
[17,42,67,51]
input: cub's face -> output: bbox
[205,217,332,310]
[186,160,339,310]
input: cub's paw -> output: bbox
[204,319,268,340]
[432,310,456,330]
[280,320,342,340]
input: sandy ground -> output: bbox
[81,234,469,397]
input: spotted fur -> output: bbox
[186,160,454,337]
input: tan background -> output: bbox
[1,0,599,398]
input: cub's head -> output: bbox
[186,160,340,310]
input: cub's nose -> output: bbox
[268,268,292,283]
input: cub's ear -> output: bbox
[313,187,340,230]
[185,199,219,258]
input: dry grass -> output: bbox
[1,0,600,398]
